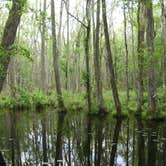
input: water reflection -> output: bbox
[0,111,166,166]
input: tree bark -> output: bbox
[84,0,92,111]
[51,0,66,111]
[65,0,70,91]
[102,0,121,114]
[0,0,26,93]
[94,0,104,112]
[123,1,130,106]
[162,0,166,87]
[137,0,146,111]
[40,0,47,92]
[145,0,157,111]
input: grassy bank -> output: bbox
[0,87,165,119]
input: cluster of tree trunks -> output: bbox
[1,0,165,113]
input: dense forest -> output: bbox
[0,0,165,116]
[0,0,166,165]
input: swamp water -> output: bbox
[0,110,166,166]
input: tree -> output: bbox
[145,0,157,111]
[102,0,121,114]
[84,0,92,111]
[123,0,129,106]
[93,0,105,112]
[162,0,166,87]
[51,0,66,111]
[137,0,146,111]
[0,0,27,93]
[40,0,47,92]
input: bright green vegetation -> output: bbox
[0,1,166,165]
[0,87,165,119]
[0,0,166,120]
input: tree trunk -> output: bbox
[51,0,66,111]
[0,0,26,93]
[137,0,146,111]
[40,0,47,92]
[162,0,166,87]
[84,0,92,111]
[129,1,136,93]
[123,1,130,106]
[146,0,157,111]
[94,0,104,112]
[65,0,70,91]
[102,0,121,114]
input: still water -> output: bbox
[0,110,166,166]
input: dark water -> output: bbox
[0,110,166,166]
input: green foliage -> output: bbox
[47,92,57,107]
[0,96,15,109]
[63,91,85,111]
[14,88,32,109]
[10,44,33,61]
[157,87,166,111]
[0,88,165,120]
[32,91,48,109]
[142,110,166,120]
[0,44,32,61]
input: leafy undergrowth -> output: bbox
[0,88,165,119]
[141,111,166,121]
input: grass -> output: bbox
[0,87,165,120]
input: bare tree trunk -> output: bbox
[93,0,105,112]
[84,0,92,111]
[123,1,130,106]
[128,1,136,93]
[65,0,70,91]
[0,0,26,93]
[162,0,166,87]
[146,0,157,111]
[102,0,121,114]
[58,0,64,59]
[51,0,66,111]
[40,0,47,92]
[137,0,146,111]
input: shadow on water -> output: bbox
[0,110,166,165]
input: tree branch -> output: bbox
[62,0,87,28]
[67,11,88,28]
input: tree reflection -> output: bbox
[147,122,158,166]
[0,151,6,166]
[84,115,92,166]
[0,111,166,165]
[110,118,122,166]
[55,113,65,166]
[41,116,48,165]
[137,118,145,166]
[94,117,104,166]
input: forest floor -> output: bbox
[0,87,165,120]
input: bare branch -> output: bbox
[62,0,87,28]
[67,11,88,28]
